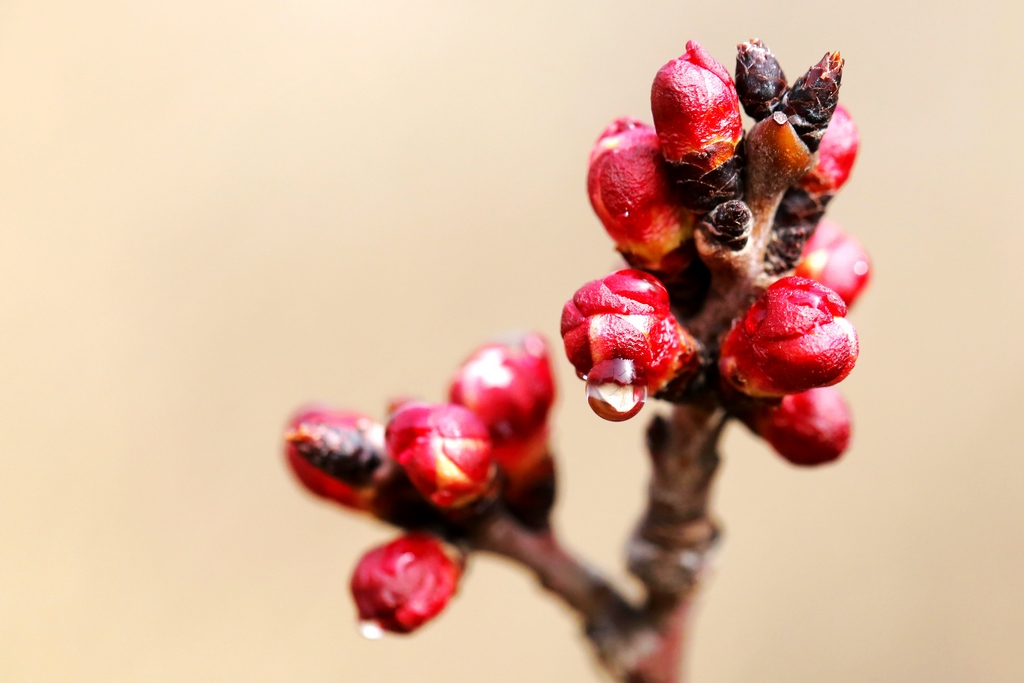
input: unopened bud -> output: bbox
[449,332,554,448]
[587,118,696,275]
[283,405,383,511]
[752,387,851,466]
[350,534,462,634]
[385,403,495,509]
[448,332,557,526]
[719,277,859,397]
[652,40,745,212]
[735,39,787,120]
[652,41,743,168]
[561,269,700,420]
[698,200,752,251]
[782,51,843,152]
[795,219,871,307]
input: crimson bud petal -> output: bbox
[561,270,699,419]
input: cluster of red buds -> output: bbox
[282,37,872,675]
[284,333,556,635]
[574,38,870,463]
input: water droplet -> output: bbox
[358,621,385,640]
[853,260,869,276]
[585,359,647,422]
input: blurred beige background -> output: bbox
[1,0,1021,681]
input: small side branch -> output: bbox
[469,510,646,671]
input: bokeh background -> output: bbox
[1,0,1022,681]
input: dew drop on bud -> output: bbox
[358,620,385,640]
[585,359,648,422]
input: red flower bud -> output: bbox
[284,405,382,511]
[385,403,495,509]
[752,387,851,466]
[799,104,859,195]
[795,219,871,307]
[561,269,699,420]
[448,332,554,470]
[350,533,462,635]
[587,118,695,274]
[719,277,858,397]
[651,41,743,170]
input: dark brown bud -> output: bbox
[765,186,833,274]
[781,51,843,152]
[666,149,745,213]
[764,223,813,275]
[735,39,787,120]
[774,186,832,228]
[286,415,384,487]
[699,200,752,251]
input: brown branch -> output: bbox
[468,510,650,673]
[466,403,726,683]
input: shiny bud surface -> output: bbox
[719,277,859,397]
[651,40,743,169]
[448,332,555,471]
[385,403,495,509]
[560,270,699,415]
[735,38,787,120]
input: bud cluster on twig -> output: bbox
[285,333,559,635]
[280,36,872,683]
